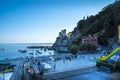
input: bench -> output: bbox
[99,66,110,73]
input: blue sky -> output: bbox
[0,0,115,43]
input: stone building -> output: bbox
[52,29,70,52]
[59,29,66,38]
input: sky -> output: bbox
[0,0,115,43]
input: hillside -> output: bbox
[72,0,120,46]
[53,0,120,52]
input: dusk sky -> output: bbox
[0,0,115,43]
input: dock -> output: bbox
[26,46,53,50]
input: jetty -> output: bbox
[26,46,53,50]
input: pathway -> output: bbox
[43,65,97,80]
[10,59,24,80]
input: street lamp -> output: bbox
[3,71,5,80]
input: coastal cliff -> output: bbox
[53,1,120,52]
[52,29,71,52]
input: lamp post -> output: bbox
[118,25,120,43]
[3,71,5,80]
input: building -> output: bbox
[52,29,70,52]
[82,35,97,46]
[59,29,66,37]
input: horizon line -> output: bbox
[0,42,54,44]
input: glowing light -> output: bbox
[118,25,120,39]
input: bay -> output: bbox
[0,43,54,60]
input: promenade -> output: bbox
[43,65,97,80]
[0,53,100,80]
[0,53,120,80]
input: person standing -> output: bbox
[54,59,56,70]
[83,55,85,59]
[63,58,65,64]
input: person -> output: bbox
[63,58,65,64]
[83,55,84,59]
[54,59,56,70]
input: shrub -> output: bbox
[79,43,97,51]
[98,35,108,46]
[71,37,82,46]
[39,70,44,75]
[96,61,115,71]
[116,64,120,71]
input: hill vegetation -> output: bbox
[72,0,120,46]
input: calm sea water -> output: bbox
[0,43,54,60]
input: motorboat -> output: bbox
[18,50,27,53]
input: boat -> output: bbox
[29,53,34,55]
[0,68,13,74]
[44,48,47,51]
[1,48,5,51]
[36,50,42,54]
[18,50,27,53]
[0,62,15,73]
[49,52,52,54]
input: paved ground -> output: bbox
[57,71,112,80]
[0,54,99,78]
[48,53,99,72]
[0,72,13,80]
[0,53,100,80]
[43,65,97,80]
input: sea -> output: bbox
[0,43,54,60]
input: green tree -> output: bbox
[71,37,82,46]
[79,44,97,52]
[39,70,44,80]
[70,45,78,55]
[98,35,108,46]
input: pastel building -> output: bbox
[82,35,98,46]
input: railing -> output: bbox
[99,66,110,73]
[45,64,96,74]
[43,64,97,80]
[10,59,24,80]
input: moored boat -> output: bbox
[18,50,27,53]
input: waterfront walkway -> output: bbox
[59,70,112,80]
[2,53,99,80]
[43,65,97,80]
[1,53,120,80]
